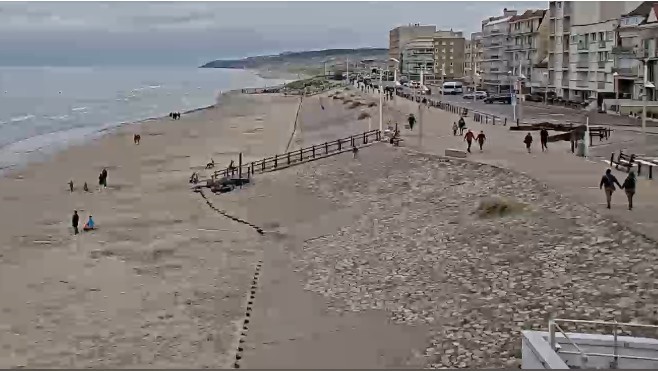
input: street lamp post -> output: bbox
[612,71,619,114]
[389,58,400,85]
[379,66,384,134]
[642,59,655,155]
[440,63,446,101]
[543,72,549,105]
[472,72,480,103]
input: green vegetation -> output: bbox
[475,197,528,218]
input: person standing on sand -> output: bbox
[72,210,79,235]
[452,122,458,136]
[68,180,74,192]
[540,128,549,152]
[101,168,108,188]
[524,133,533,153]
[622,170,637,210]
[600,169,622,209]
[464,129,475,153]
[352,145,359,159]
[476,130,486,152]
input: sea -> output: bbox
[0,66,286,173]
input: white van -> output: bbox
[442,82,463,95]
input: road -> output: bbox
[399,86,658,130]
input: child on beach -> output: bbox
[452,122,458,136]
[352,146,359,159]
[83,215,96,231]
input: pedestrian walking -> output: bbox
[134,134,141,145]
[600,169,622,209]
[68,180,74,192]
[464,129,475,153]
[452,122,458,136]
[476,130,486,151]
[408,114,416,131]
[352,145,359,159]
[540,128,549,152]
[622,170,637,210]
[458,117,466,135]
[72,210,79,235]
[523,133,533,153]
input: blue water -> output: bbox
[0,66,285,171]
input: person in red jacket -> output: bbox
[464,129,475,153]
[476,130,486,152]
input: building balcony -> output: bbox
[612,46,635,55]
[562,80,569,87]
[575,80,589,88]
[598,61,606,69]
[577,42,589,51]
[598,81,607,90]
[576,61,589,69]
[612,66,640,77]
[598,40,607,49]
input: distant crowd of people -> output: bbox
[169,112,181,120]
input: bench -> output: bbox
[610,150,636,172]
[636,158,657,180]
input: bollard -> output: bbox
[485,116,489,125]
[504,117,507,126]
[516,119,520,127]
[493,117,496,125]
[610,153,615,166]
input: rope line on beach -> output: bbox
[197,189,264,235]
[233,258,263,368]
[285,96,304,153]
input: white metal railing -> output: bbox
[548,319,658,369]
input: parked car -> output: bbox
[463,91,488,100]
[484,94,512,104]
[525,93,544,102]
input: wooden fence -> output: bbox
[214,129,382,179]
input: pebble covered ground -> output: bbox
[278,144,658,368]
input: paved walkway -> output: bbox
[375,92,658,242]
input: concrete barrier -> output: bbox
[445,148,467,158]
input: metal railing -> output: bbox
[549,319,658,369]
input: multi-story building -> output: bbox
[400,37,435,81]
[507,9,549,94]
[481,8,518,93]
[613,2,653,101]
[464,32,484,88]
[389,24,437,68]
[547,1,573,98]
[568,1,641,105]
[433,30,466,81]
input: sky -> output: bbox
[0,1,538,67]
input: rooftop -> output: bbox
[510,9,547,22]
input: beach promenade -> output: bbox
[385,94,658,242]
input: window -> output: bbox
[450,56,454,59]
[442,41,446,45]
[557,1,562,9]
[450,62,453,66]
[591,33,597,41]
[607,31,613,41]
[450,48,454,52]
[599,32,604,41]
[450,41,454,45]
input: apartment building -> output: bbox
[464,32,484,87]
[401,37,435,81]
[481,8,518,93]
[569,2,642,104]
[613,2,654,100]
[389,24,437,68]
[507,9,549,93]
[433,30,466,81]
[547,1,573,98]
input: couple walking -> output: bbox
[600,169,637,210]
[463,129,486,153]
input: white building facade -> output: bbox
[481,10,517,93]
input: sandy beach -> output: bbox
[0,88,381,368]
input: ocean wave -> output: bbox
[71,106,87,112]
[46,114,70,121]
[9,114,35,123]
[149,85,161,89]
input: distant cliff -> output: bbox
[200,48,388,70]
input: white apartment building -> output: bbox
[464,32,483,87]
[401,37,435,81]
[548,1,573,98]
[507,9,549,94]
[482,8,518,93]
[548,1,641,103]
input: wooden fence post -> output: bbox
[363,132,367,144]
[262,160,265,172]
[238,153,243,179]
[312,145,316,158]
[325,142,329,154]
[299,148,303,161]
[288,152,291,165]
[351,136,354,147]
[274,155,278,169]
[338,139,342,151]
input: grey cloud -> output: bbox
[0,1,538,66]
